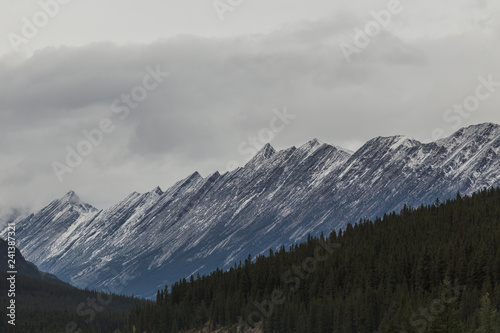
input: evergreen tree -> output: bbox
[474,293,500,333]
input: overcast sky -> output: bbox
[1,0,500,215]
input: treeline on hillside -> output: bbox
[0,272,148,332]
[127,187,500,333]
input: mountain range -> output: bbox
[4,122,500,298]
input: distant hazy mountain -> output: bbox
[5,123,500,297]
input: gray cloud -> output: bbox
[1,5,500,214]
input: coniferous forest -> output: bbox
[127,187,500,332]
[0,272,148,332]
[2,188,500,332]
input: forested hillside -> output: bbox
[0,264,148,332]
[128,187,500,333]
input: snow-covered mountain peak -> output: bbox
[185,171,203,182]
[388,135,419,150]
[257,143,276,158]
[300,138,323,150]
[59,191,96,212]
[61,190,79,203]
[205,171,221,183]
[465,122,500,131]
[297,139,354,159]
[295,138,328,156]
[168,171,205,195]
[359,134,418,153]
[151,186,163,196]
[247,143,276,167]
[434,123,500,149]
[454,122,500,139]
[122,191,142,203]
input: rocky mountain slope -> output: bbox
[5,123,500,297]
